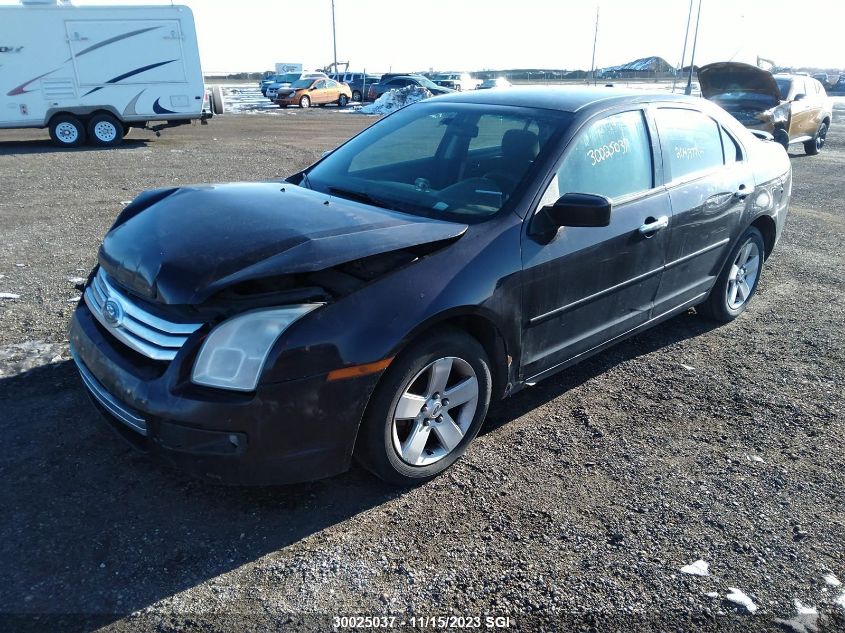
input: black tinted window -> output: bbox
[654,108,724,180]
[557,110,653,200]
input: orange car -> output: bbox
[274,77,352,108]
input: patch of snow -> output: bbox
[67,276,86,285]
[681,560,710,576]
[747,454,765,463]
[15,263,25,267]
[774,599,819,633]
[836,592,845,612]
[725,587,757,614]
[823,573,841,587]
[0,292,21,300]
[705,591,719,598]
[679,363,695,371]
[360,86,433,115]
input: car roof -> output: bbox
[435,86,702,114]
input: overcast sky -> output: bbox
[5,0,844,72]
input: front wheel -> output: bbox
[697,226,765,322]
[355,329,492,485]
[48,115,86,148]
[338,94,349,107]
[804,121,828,155]
[299,95,310,108]
[352,90,362,102]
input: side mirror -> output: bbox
[529,193,612,239]
[793,93,806,101]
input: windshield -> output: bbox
[302,103,571,222]
[275,73,300,84]
[775,78,792,100]
[291,78,314,89]
[414,77,441,90]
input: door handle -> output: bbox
[638,215,669,235]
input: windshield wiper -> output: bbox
[328,186,402,211]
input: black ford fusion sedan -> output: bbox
[70,87,791,485]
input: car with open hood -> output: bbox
[698,62,832,155]
[367,75,455,101]
[70,87,791,486]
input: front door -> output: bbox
[520,109,671,381]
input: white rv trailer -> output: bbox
[0,0,210,147]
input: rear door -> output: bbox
[650,107,751,314]
[65,19,187,87]
[520,108,672,380]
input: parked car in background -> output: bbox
[367,75,455,101]
[329,72,382,102]
[266,72,327,100]
[432,72,481,92]
[476,77,513,90]
[698,62,832,155]
[274,77,352,108]
[71,87,790,486]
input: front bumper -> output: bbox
[69,304,381,485]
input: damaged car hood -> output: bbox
[698,62,781,104]
[99,183,467,305]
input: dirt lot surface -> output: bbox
[1,108,843,632]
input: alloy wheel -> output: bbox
[726,240,761,311]
[391,357,479,466]
[816,123,827,151]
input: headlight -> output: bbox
[192,305,322,391]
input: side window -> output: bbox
[314,80,326,89]
[326,80,338,89]
[721,126,742,164]
[654,108,724,180]
[556,110,653,200]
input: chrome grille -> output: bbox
[84,269,202,361]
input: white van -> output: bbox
[0,0,209,147]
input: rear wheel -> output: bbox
[355,329,492,485]
[87,113,124,147]
[804,121,828,155]
[48,115,86,148]
[697,226,765,322]
[299,95,310,108]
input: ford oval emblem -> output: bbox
[102,298,124,328]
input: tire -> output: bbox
[338,94,349,107]
[352,90,362,102]
[697,226,765,322]
[87,113,124,147]
[48,115,86,148]
[355,328,492,485]
[804,120,828,155]
[210,85,225,114]
[299,95,310,108]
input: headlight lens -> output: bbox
[192,305,322,391]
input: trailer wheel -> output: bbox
[87,113,124,147]
[210,86,225,114]
[49,115,86,148]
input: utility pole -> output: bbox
[331,0,338,74]
[673,0,695,93]
[684,0,702,95]
[590,6,599,86]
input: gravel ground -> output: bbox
[0,108,843,633]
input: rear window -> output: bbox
[654,108,725,180]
